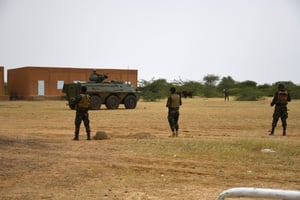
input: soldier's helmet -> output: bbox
[170,87,176,93]
[278,83,285,90]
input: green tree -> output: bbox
[237,80,257,88]
[235,80,261,101]
[139,79,171,101]
[203,74,220,87]
[257,84,272,97]
[138,77,300,101]
[203,74,220,97]
[217,76,236,91]
[178,81,203,97]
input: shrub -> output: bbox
[235,88,263,101]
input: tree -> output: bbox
[257,84,272,97]
[217,76,236,92]
[178,81,203,97]
[139,79,171,101]
[235,80,260,101]
[202,74,220,97]
[237,80,257,88]
[138,77,300,101]
[203,74,220,87]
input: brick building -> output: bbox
[8,66,138,100]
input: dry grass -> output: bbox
[0,97,299,199]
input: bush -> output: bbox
[139,79,171,101]
[203,87,221,98]
[142,91,162,102]
[235,88,263,101]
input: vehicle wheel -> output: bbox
[124,95,137,109]
[105,95,120,109]
[89,95,102,110]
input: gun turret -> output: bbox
[89,70,108,83]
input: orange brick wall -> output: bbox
[8,66,138,100]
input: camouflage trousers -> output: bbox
[75,109,90,136]
[272,105,288,129]
[168,108,179,132]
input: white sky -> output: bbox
[1,0,300,84]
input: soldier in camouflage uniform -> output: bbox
[73,86,91,140]
[269,83,291,136]
[223,88,229,101]
[166,87,182,137]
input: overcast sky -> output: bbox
[1,0,300,85]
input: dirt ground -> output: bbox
[0,97,299,200]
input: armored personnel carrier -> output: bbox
[62,71,141,110]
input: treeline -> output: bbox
[138,75,300,101]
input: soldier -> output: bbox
[269,83,291,136]
[73,86,91,140]
[166,87,182,137]
[223,88,229,101]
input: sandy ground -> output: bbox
[0,97,299,199]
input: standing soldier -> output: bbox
[269,83,291,136]
[223,88,229,101]
[166,87,182,137]
[73,86,91,140]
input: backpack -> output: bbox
[277,90,288,104]
[77,94,90,108]
[169,94,180,108]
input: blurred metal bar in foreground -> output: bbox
[216,187,300,200]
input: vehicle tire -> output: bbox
[89,95,102,110]
[105,95,120,109]
[124,95,137,109]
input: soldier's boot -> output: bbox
[283,127,286,136]
[87,132,91,140]
[269,127,275,136]
[169,130,175,137]
[73,133,79,140]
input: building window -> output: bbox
[38,80,45,96]
[57,80,64,90]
